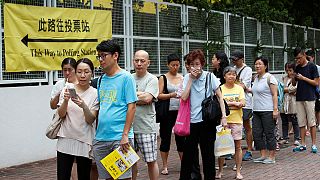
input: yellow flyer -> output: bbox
[100,145,140,179]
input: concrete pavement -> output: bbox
[1,133,320,179]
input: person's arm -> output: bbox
[158,76,176,100]
[50,93,60,109]
[270,83,278,120]
[215,88,227,127]
[287,81,297,94]
[72,96,98,124]
[57,89,69,118]
[227,98,245,109]
[137,76,159,105]
[239,67,252,91]
[296,73,319,87]
[136,92,154,105]
[120,102,136,152]
[181,78,192,101]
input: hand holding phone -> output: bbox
[68,88,77,99]
[66,82,77,99]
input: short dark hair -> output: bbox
[61,57,76,69]
[76,58,94,72]
[254,56,269,72]
[306,49,315,57]
[96,39,121,61]
[167,53,180,64]
[293,47,305,57]
[229,50,244,61]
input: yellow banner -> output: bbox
[4,3,112,72]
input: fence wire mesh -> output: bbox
[1,0,320,85]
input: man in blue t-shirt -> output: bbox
[292,47,319,153]
[93,39,138,179]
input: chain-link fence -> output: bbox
[1,0,320,85]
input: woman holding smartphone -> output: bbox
[56,58,99,180]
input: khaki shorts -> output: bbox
[227,123,243,141]
[296,101,316,127]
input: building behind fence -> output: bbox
[1,0,320,85]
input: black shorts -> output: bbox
[243,108,253,121]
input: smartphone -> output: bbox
[68,88,77,98]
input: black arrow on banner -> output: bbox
[21,34,98,47]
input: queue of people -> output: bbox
[49,39,319,180]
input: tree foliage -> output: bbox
[166,0,320,28]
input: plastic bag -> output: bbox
[214,127,235,157]
[174,98,190,136]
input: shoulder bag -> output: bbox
[155,75,170,123]
[45,111,63,139]
[201,72,230,125]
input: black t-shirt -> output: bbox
[295,62,319,101]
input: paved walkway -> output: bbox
[1,133,320,179]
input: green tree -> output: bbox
[166,0,320,28]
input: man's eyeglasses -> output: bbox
[96,52,111,61]
[295,56,303,61]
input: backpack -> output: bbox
[253,74,284,111]
[266,74,284,111]
[235,66,247,84]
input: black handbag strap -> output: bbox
[161,74,169,94]
[204,72,213,99]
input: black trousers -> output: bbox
[179,121,215,180]
[252,111,276,150]
[160,110,185,152]
[57,151,92,180]
[280,113,300,140]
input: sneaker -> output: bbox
[232,164,242,171]
[294,140,300,146]
[253,157,266,163]
[311,145,318,153]
[293,145,306,152]
[215,162,227,170]
[262,158,276,164]
[276,143,280,151]
[242,151,253,161]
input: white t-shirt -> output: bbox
[132,72,159,134]
[235,65,253,109]
[252,73,277,111]
[50,79,66,99]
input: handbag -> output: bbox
[214,127,235,157]
[155,75,170,123]
[201,72,230,125]
[173,98,191,136]
[45,111,63,139]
